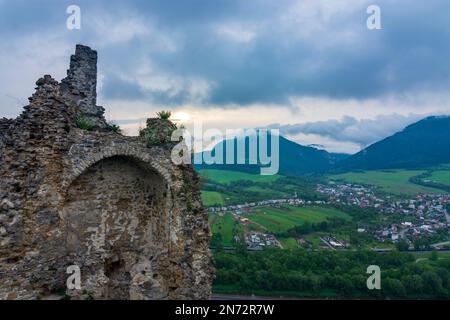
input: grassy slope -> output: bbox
[329,170,443,196]
[210,213,236,247]
[279,237,299,249]
[245,205,351,233]
[201,191,225,206]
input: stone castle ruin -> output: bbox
[0,45,213,299]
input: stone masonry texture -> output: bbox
[0,45,213,300]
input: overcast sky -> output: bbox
[1,0,450,153]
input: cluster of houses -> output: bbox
[317,182,450,244]
[207,197,303,214]
[379,194,450,221]
[241,232,280,250]
[207,193,327,215]
[375,219,448,243]
[320,235,348,249]
[316,183,384,208]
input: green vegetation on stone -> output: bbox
[157,110,171,120]
[75,116,95,131]
[107,123,121,134]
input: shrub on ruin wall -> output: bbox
[139,118,177,145]
[106,123,122,134]
[75,116,95,131]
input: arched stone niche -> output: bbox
[61,155,171,299]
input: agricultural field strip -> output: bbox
[245,206,350,232]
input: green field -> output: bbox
[210,213,238,247]
[201,191,225,206]
[279,237,299,249]
[329,170,444,196]
[245,205,351,233]
[199,169,281,184]
[304,233,326,247]
[428,170,450,186]
[243,186,287,198]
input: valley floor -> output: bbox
[202,168,450,299]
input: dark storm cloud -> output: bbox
[101,75,145,101]
[1,0,450,106]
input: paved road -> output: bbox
[431,241,450,249]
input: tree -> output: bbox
[436,268,449,289]
[402,275,423,294]
[384,278,406,297]
[235,234,247,255]
[414,237,431,250]
[211,233,223,251]
[430,249,438,262]
[421,271,444,295]
[396,239,410,251]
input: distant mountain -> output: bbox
[339,116,450,170]
[194,133,348,176]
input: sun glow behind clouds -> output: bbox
[173,111,191,122]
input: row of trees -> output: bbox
[410,171,450,193]
[214,249,450,298]
[275,217,347,238]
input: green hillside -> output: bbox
[195,134,348,176]
[340,116,450,170]
[201,191,225,206]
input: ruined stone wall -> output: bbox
[0,45,213,300]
